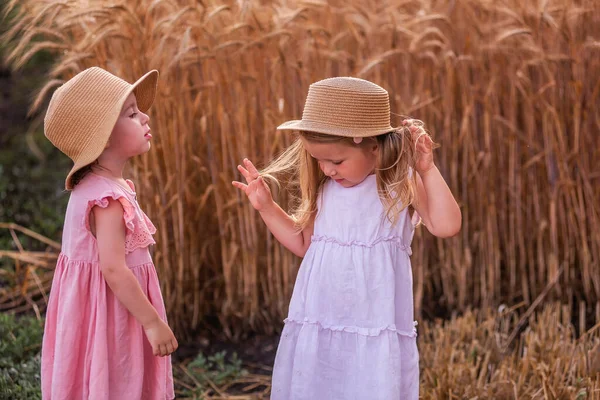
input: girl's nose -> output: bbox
[321,163,336,177]
[140,111,150,125]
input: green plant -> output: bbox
[0,313,43,400]
[177,351,247,398]
[0,354,41,400]
[0,0,66,254]
[0,131,69,252]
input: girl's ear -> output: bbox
[370,140,378,155]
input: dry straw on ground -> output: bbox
[0,223,58,319]
[3,227,600,397]
[174,303,600,398]
[2,0,600,339]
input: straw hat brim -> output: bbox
[64,69,159,190]
[277,119,394,138]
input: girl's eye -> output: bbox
[332,161,343,165]
[129,112,137,118]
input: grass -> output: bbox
[0,313,42,400]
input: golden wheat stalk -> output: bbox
[1,0,598,341]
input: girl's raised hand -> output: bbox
[232,158,274,212]
[404,119,435,175]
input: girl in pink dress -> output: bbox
[233,77,462,399]
[41,67,176,399]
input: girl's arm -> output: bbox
[257,200,314,257]
[93,199,178,356]
[413,167,462,238]
[233,158,314,257]
[407,121,462,238]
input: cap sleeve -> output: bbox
[84,192,156,254]
[85,194,136,235]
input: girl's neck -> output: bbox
[92,156,128,180]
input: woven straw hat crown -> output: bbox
[44,67,158,190]
[277,77,393,137]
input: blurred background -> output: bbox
[1,0,599,398]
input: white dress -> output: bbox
[271,174,419,400]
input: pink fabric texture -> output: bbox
[271,174,420,400]
[41,173,173,400]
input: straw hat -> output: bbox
[44,67,159,190]
[277,77,394,138]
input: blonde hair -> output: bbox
[261,119,434,228]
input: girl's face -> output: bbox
[301,137,378,188]
[106,93,152,158]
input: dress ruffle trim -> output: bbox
[311,235,412,255]
[284,318,418,337]
[85,194,156,254]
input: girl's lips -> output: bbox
[335,178,344,183]
[144,132,152,139]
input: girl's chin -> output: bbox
[130,143,151,157]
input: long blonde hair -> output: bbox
[261,119,433,228]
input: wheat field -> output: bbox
[2,0,600,340]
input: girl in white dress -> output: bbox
[233,77,462,400]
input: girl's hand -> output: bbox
[232,158,274,212]
[143,318,178,357]
[404,119,435,175]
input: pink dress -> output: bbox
[41,173,174,400]
[271,174,420,399]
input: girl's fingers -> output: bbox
[410,127,422,137]
[421,134,433,147]
[244,158,260,179]
[413,132,423,147]
[250,176,268,193]
[166,342,174,355]
[416,135,432,153]
[414,131,427,143]
[232,181,248,191]
[237,164,254,183]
